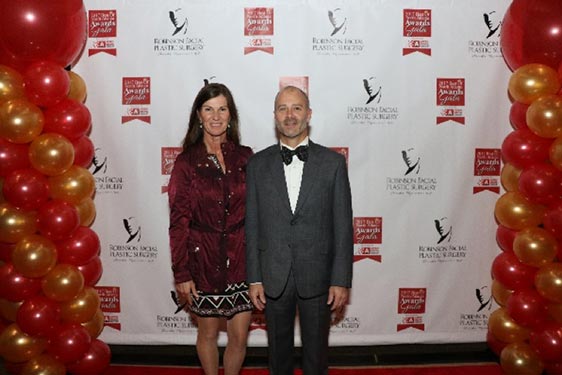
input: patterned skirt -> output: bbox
[190,281,253,319]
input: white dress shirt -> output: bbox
[281,137,308,213]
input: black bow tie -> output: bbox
[281,145,309,165]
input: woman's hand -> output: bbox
[175,280,199,306]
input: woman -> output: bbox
[168,83,253,375]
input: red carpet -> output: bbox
[105,363,503,375]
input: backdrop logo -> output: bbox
[473,148,501,194]
[353,217,382,263]
[460,285,493,330]
[88,10,117,56]
[402,148,420,175]
[90,149,125,194]
[122,77,151,124]
[386,148,437,196]
[331,316,360,334]
[156,314,196,333]
[468,11,502,58]
[402,9,431,56]
[170,290,187,314]
[153,9,205,56]
[328,8,347,36]
[108,217,158,263]
[244,8,274,55]
[436,78,465,125]
[347,78,399,125]
[419,217,468,263]
[397,288,426,332]
[161,147,182,193]
[312,8,364,56]
[279,76,309,95]
[329,147,349,166]
[95,286,121,331]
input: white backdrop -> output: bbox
[76,0,513,346]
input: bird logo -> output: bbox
[169,8,188,36]
[401,149,420,175]
[483,11,501,39]
[170,290,188,314]
[123,217,142,243]
[476,286,492,312]
[434,217,452,244]
[328,8,347,36]
[203,76,216,86]
[363,77,382,105]
[91,148,108,175]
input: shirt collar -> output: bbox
[280,136,309,151]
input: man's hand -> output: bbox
[249,283,266,311]
[327,286,349,312]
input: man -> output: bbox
[245,85,353,375]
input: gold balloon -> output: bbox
[0,98,44,144]
[0,203,37,243]
[74,197,96,227]
[60,286,100,323]
[0,299,22,322]
[21,354,66,375]
[500,342,544,375]
[0,323,46,363]
[494,191,545,230]
[513,227,558,267]
[29,133,74,177]
[41,264,84,302]
[508,63,561,104]
[547,302,562,324]
[535,263,562,303]
[48,166,95,205]
[81,308,104,338]
[488,307,530,343]
[550,136,562,172]
[500,163,521,192]
[0,65,25,103]
[67,71,87,103]
[527,94,562,138]
[492,279,514,307]
[12,234,57,278]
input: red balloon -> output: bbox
[0,1,87,69]
[510,101,530,130]
[2,168,49,210]
[23,61,70,108]
[37,199,80,241]
[544,202,562,241]
[497,225,518,252]
[0,262,41,301]
[56,226,100,266]
[66,339,111,375]
[0,242,15,262]
[507,288,549,328]
[491,251,537,290]
[530,323,562,361]
[43,98,91,140]
[0,138,30,178]
[72,136,94,169]
[502,129,553,169]
[16,295,61,337]
[501,0,562,71]
[518,163,562,205]
[487,330,508,356]
[47,324,92,364]
[77,256,103,287]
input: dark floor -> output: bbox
[0,342,499,374]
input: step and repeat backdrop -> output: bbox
[76,0,512,346]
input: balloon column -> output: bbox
[489,0,562,374]
[0,1,111,374]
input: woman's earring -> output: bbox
[227,123,231,128]
[199,122,203,129]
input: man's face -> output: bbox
[274,89,312,145]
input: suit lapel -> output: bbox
[267,146,293,213]
[294,142,321,216]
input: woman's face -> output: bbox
[198,94,230,141]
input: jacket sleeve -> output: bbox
[331,155,354,288]
[245,156,262,284]
[168,155,193,284]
